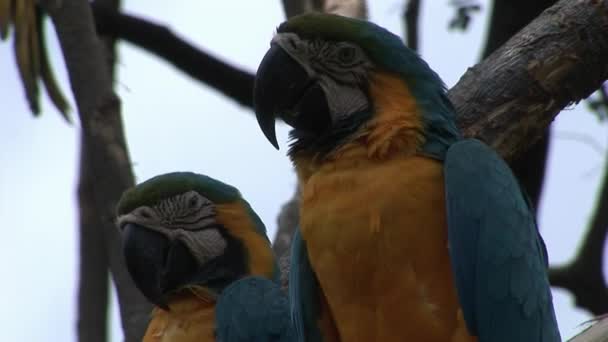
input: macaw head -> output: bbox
[116,172,278,310]
[254,13,460,160]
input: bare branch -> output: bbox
[480,0,558,210]
[587,82,608,120]
[39,0,152,340]
[403,0,421,51]
[449,0,608,161]
[92,3,255,108]
[548,156,608,315]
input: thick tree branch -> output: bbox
[549,159,608,315]
[449,0,608,160]
[403,0,421,51]
[481,0,558,210]
[39,1,151,341]
[91,3,255,108]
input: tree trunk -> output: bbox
[39,1,152,340]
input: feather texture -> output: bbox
[216,276,293,342]
[444,139,561,342]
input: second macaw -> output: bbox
[116,172,292,342]
[253,13,561,342]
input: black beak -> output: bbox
[122,223,198,310]
[253,44,331,149]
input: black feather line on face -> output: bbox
[183,225,248,294]
[287,109,372,159]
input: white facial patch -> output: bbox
[272,32,371,123]
[117,191,228,266]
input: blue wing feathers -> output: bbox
[290,229,323,342]
[216,276,294,342]
[444,139,560,342]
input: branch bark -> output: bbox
[449,0,608,161]
[481,0,558,209]
[39,1,152,341]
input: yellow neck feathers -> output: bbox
[216,201,276,279]
[294,72,424,183]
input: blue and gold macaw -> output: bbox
[116,172,293,342]
[253,13,561,342]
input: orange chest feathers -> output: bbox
[298,156,474,342]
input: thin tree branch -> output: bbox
[587,82,608,120]
[549,158,608,315]
[448,0,480,31]
[39,1,152,341]
[91,3,255,108]
[403,0,421,51]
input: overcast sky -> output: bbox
[1,1,606,340]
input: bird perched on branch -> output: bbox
[0,0,69,119]
[253,13,561,342]
[116,172,292,342]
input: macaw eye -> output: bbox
[189,196,199,208]
[337,46,357,64]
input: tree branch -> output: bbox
[449,0,608,161]
[403,0,421,51]
[480,0,558,210]
[549,159,608,315]
[587,82,608,120]
[91,3,255,108]
[39,1,152,341]
[448,0,480,31]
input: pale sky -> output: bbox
[0,1,605,341]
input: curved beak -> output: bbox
[254,43,330,149]
[122,223,198,310]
